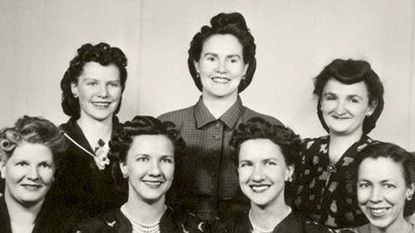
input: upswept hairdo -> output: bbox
[353,142,415,216]
[0,116,66,164]
[230,117,301,166]
[60,42,128,119]
[110,116,185,164]
[313,59,384,134]
[188,12,256,93]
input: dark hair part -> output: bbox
[0,116,66,165]
[110,116,185,163]
[60,42,128,119]
[230,117,301,166]
[313,59,384,134]
[188,12,256,93]
[354,142,415,216]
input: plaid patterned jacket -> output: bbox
[159,96,283,220]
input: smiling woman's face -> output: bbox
[71,62,122,122]
[1,142,55,206]
[357,157,414,230]
[320,78,375,137]
[238,139,293,209]
[120,135,175,204]
[194,34,248,100]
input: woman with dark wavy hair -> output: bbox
[53,42,128,217]
[294,59,385,229]
[340,142,415,233]
[159,12,283,222]
[214,117,330,233]
[75,116,205,233]
[0,116,76,233]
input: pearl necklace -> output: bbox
[121,204,166,233]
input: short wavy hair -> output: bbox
[188,12,256,93]
[230,117,301,166]
[353,142,415,216]
[313,59,384,134]
[0,116,66,165]
[110,116,185,163]
[60,42,128,119]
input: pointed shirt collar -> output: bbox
[194,96,244,129]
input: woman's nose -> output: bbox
[216,60,227,73]
[334,100,347,114]
[97,84,109,97]
[26,166,40,180]
[251,165,264,181]
[148,160,161,176]
[369,186,382,203]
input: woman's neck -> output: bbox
[329,130,363,164]
[5,191,43,229]
[249,201,291,231]
[202,93,238,119]
[369,217,412,233]
[77,116,113,144]
[124,190,166,224]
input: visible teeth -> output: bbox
[251,185,269,193]
[93,103,110,107]
[144,181,162,188]
[370,208,388,217]
[22,185,41,191]
[212,77,229,83]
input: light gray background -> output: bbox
[1,0,414,150]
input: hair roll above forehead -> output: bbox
[188,12,256,93]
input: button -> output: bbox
[216,122,221,128]
[213,135,220,140]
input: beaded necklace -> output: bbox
[120,204,166,233]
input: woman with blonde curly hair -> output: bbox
[0,116,76,233]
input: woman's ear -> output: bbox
[193,60,200,75]
[0,160,6,179]
[367,100,378,116]
[285,165,294,182]
[71,82,79,98]
[407,183,415,200]
[242,64,249,79]
[119,161,128,179]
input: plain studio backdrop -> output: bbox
[0,0,414,150]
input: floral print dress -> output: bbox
[294,135,375,229]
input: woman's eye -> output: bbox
[86,81,98,86]
[324,96,335,101]
[239,162,250,168]
[383,184,396,189]
[136,157,148,162]
[161,158,174,164]
[16,161,28,167]
[39,162,52,168]
[266,161,277,166]
[348,98,359,103]
[358,183,369,188]
[206,56,216,62]
[109,82,120,88]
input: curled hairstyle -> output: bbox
[0,116,66,165]
[60,42,128,119]
[188,12,256,93]
[230,117,301,167]
[354,142,415,216]
[110,116,185,164]
[313,59,384,134]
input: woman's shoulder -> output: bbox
[241,107,283,126]
[158,105,195,124]
[211,210,249,233]
[74,209,128,233]
[163,206,208,233]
